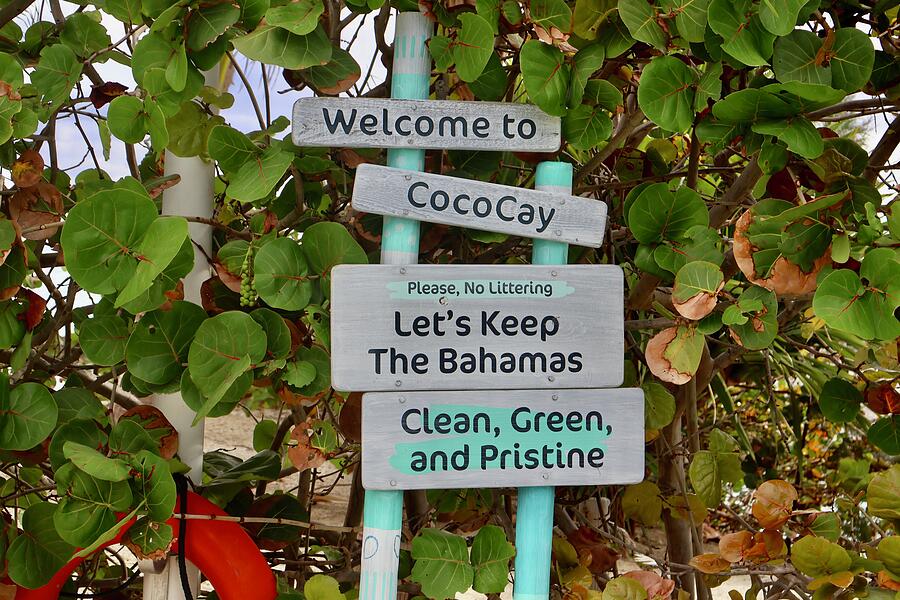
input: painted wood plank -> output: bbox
[292,98,560,151]
[352,164,607,248]
[330,264,624,391]
[362,388,645,490]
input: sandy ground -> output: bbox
[203,409,751,599]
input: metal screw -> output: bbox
[542,473,550,480]
[399,397,406,404]
[554,230,562,237]
[548,375,555,382]
[552,394,559,401]
[407,139,414,145]
[395,380,402,387]
[560,199,566,205]
[400,267,407,274]
[390,480,397,487]
[404,174,411,181]
[551,270,558,277]
[439,296,448,305]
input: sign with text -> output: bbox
[352,165,607,247]
[330,264,624,391]
[362,389,644,489]
[292,98,560,151]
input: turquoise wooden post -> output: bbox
[513,161,572,600]
[359,11,431,600]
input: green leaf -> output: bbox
[468,51,506,100]
[130,450,176,521]
[453,13,494,82]
[284,360,317,389]
[818,378,861,423]
[187,2,240,51]
[227,144,294,202]
[643,382,675,430]
[569,43,605,107]
[125,302,206,385]
[623,481,662,526]
[116,217,190,307]
[188,311,267,415]
[107,95,148,144]
[63,441,130,482]
[695,62,723,110]
[618,0,666,49]
[628,184,709,244]
[729,286,778,350]
[60,12,111,58]
[520,40,570,116]
[470,525,515,593]
[637,55,697,132]
[662,0,711,43]
[868,416,900,455]
[109,419,158,456]
[253,419,279,452]
[807,513,842,542]
[563,104,612,150]
[302,221,368,275]
[791,535,851,577]
[165,101,225,158]
[708,0,774,66]
[757,0,807,36]
[205,449,281,487]
[250,308,292,360]
[0,383,57,451]
[690,451,723,508]
[774,30,831,86]
[531,0,571,32]
[124,517,173,558]
[868,465,900,520]
[752,117,824,159]
[673,261,723,303]
[54,463,133,548]
[299,47,361,95]
[31,44,84,112]
[254,238,312,310]
[49,419,107,472]
[830,28,876,93]
[7,503,75,589]
[572,0,616,40]
[411,528,474,600]
[304,575,345,600]
[603,577,648,600]
[166,43,188,92]
[208,125,259,174]
[61,187,158,295]
[712,89,796,123]
[265,0,324,35]
[232,24,332,69]
[0,301,25,350]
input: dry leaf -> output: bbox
[287,421,328,471]
[689,553,731,574]
[719,531,754,562]
[338,392,362,443]
[120,405,179,459]
[12,150,44,188]
[89,82,128,109]
[16,288,46,331]
[751,480,797,530]
[866,383,900,415]
[622,570,675,599]
[9,182,64,241]
[673,289,720,320]
[645,327,692,385]
[567,526,619,575]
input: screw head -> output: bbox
[551,270,558,277]
[554,230,562,236]
[548,375,555,382]
[552,394,559,401]
[399,396,406,404]
[399,267,407,274]
[390,480,397,486]
[542,473,550,480]
[395,380,402,387]
[404,174,411,181]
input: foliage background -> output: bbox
[0,0,898,598]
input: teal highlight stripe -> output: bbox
[363,489,403,531]
[514,161,573,600]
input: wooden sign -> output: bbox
[330,264,623,391]
[352,165,607,247]
[292,98,560,151]
[361,389,645,490]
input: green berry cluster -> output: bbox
[239,251,257,307]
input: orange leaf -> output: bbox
[12,149,44,188]
[751,480,798,530]
[719,531,754,562]
[690,553,731,574]
[623,570,676,600]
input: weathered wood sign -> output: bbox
[292,98,560,151]
[352,165,607,247]
[330,264,624,391]
[361,389,644,489]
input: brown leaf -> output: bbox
[90,82,128,109]
[718,531,754,563]
[733,209,828,296]
[144,174,181,199]
[866,384,900,415]
[120,405,179,459]
[123,522,174,561]
[0,81,21,101]
[338,392,362,443]
[338,149,370,169]
[12,149,44,188]
[623,570,675,600]
[0,582,16,600]
[743,530,785,563]
[287,421,328,472]
[16,288,46,331]
[566,526,619,575]
[751,480,797,530]
[645,327,692,385]
[673,290,718,320]
[877,571,900,591]
[9,182,64,241]
[689,553,731,574]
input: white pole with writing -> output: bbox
[359,11,431,600]
[513,162,572,600]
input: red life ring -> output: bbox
[13,492,276,600]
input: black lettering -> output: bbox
[415,116,434,136]
[396,115,412,135]
[472,117,489,138]
[518,118,536,139]
[438,116,467,137]
[322,108,355,134]
[360,114,378,135]
[497,196,515,222]
[407,181,428,208]
[401,409,421,434]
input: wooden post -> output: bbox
[359,11,431,600]
[513,161,572,600]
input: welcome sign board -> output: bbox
[352,165,607,247]
[330,264,624,391]
[292,98,560,151]
[361,389,644,489]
